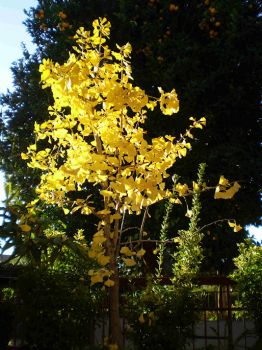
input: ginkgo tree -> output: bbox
[22,18,240,349]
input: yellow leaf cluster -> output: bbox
[228,221,242,232]
[120,246,135,257]
[158,87,179,115]
[214,176,241,199]
[24,18,204,216]
[175,183,189,197]
[122,258,136,267]
[88,268,113,286]
[104,279,115,287]
[88,229,110,266]
[22,18,208,284]
[136,248,146,258]
[120,246,145,261]
[19,224,31,232]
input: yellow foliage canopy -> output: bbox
[23,18,210,286]
[25,18,205,217]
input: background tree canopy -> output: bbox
[0,0,261,273]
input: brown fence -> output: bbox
[190,276,258,350]
[0,271,259,349]
[91,276,258,349]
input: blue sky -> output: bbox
[0,1,38,246]
[0,1,261,244]
[0,1,37,94]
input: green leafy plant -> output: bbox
[0,288,15,349]
[231,240,262,338]
[4,250,106,350]
[126,283,196,350]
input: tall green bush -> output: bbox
[14,266,105,350]
[231,240,262,340]
[2,247,106,350]
[126,284,196,350]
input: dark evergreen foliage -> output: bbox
[0,0,261,273]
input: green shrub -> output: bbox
[12,266,105,350]
[0,289,15,349]
[125,283,196,350]
[231,240,262,337]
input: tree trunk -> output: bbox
[104,212,123,349]
[109,262,123,349]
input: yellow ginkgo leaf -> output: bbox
[93,231,106,246]
[90,273,104,285]
[41,68,51,81]
[214,182,241,200]
[88,249,98,258]
[139,313,145,324]
[104,279,115,287]
[218,175,229,186]
[100,190,114,197]
[170,197,182,204]
[110,213,122,221]
[146,100,157,111]
[63,208,70,215]
[19,224,31,232]
[228,221,242,232]
[88,269,94,276]
[136,248,146,258]
[234,224,242,232]
[193,181,200,191]
[199,117,206,126]
[97,254,110,266]
[158,87,179,115]
[175,183,189,197]
[228,221,235,228]
[178,148,187,158]
[21,153,29,160]
[123,258,136,267]
[96,209,111,215]
[185,209,193,218]
[28,144,36,151]
[81,206,93,215]
[120,246,135,257]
